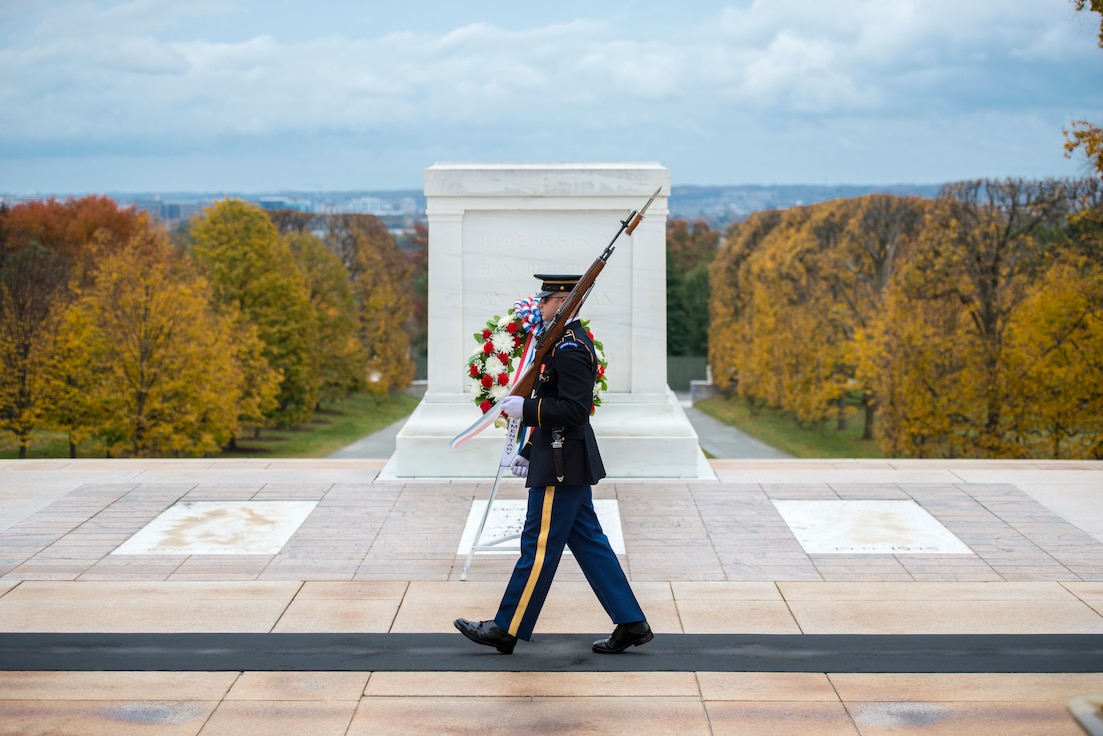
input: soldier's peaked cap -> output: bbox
[534,274,581,298]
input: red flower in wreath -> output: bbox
[466,299,608,414]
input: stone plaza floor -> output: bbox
[0,457,1101,735]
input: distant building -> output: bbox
[258,197,311,212]
[132,197,165,219]
[125,197,209,223]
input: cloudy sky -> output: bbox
[1,0,1099,194]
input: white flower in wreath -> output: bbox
[491,331,515,354]
[484,356,507,377]
[488,384,510,403]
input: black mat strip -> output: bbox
[2,633,1101,672]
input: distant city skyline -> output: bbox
[1,1,1100,195]
[28,183,941,230]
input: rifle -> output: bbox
[450,186,661,449]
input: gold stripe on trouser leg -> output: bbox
[508,486,556,637]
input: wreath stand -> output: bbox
[460,417,526,581]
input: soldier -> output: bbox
[454,274,652,655]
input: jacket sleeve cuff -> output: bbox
[522,398,540,427]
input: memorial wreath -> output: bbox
[465,296,608,415]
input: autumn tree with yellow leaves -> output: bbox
[190,199,320,427]
[1002,255,1103,457]
[737,203,846,426]
[1065,1,1103,179]
[0,244,68,457]
[0,197,144,457]
[880,179,1070,456]
[996,178,1103,457]
[50,228,255,457]
[284,230,367,404]
[1,195,420,458]
[709,208,783,395]
[710,197,926,435]
[831,195,927,439]
[325,214,415,395]
[709,178,1102,459]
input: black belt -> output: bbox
[551,428,565,482]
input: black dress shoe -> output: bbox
[453,618,517,654]
[592,621,653,654]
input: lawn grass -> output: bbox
[2,390,884,461]
[0,392,421,460]
[0,433,75,460]
[693,394,885,459]
[223,392,420,458]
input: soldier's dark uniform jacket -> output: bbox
[518,320,606,487]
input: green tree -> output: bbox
[191,199,320,426]
[667,219,719,356]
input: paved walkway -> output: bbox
[681,403,791,459]
[0,458,1101,734]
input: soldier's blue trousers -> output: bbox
[494,483,646,640]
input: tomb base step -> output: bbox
[379,389,712,480]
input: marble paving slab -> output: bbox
[772,499,973,555]
[111,501,318,555]
[458,499,625,555]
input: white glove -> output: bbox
[499,395,525,418]
[510,456,529,477]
